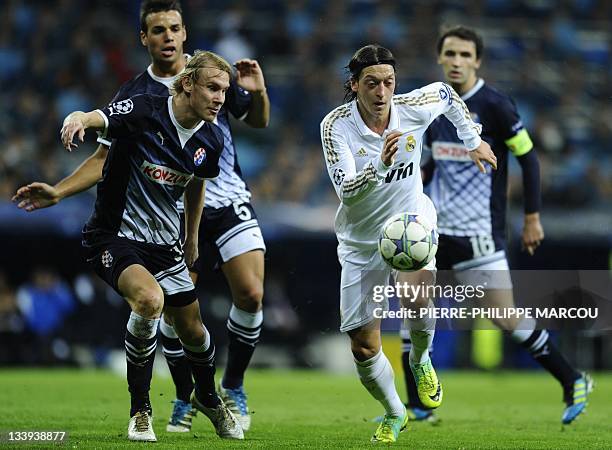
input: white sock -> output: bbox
[405,304,436,365]
[354,350,405,417]
[159,314,178,339]
[229,305,263,328]
[127,311,159,339]
[511,317,537,344]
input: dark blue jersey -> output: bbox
[206,82,253,209]
[85,94,223,246]
[425,79,534,240]
[98,64,253,210]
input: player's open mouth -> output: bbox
[374,102,385,109]
[161,46,176,57]
[449,70,462,78]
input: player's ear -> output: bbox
[351,78,358,93]
[182,76,193,94]
[474,57,482,70]
[140,30,147,47]
[182,25,187,42]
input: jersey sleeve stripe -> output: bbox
[322,106,351,166]
[393,93,439,106]
[342,161,377,194]
[450,90,472,122]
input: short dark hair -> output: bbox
[343,44,396,103]
[140,0,183,32]
[437,25,484,60]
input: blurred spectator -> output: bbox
[69,272,129,366]
[0,0,609,211]
[0,271,25,364]
[16,267,76,364]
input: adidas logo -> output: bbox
[356,147,367,157]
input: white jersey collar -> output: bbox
[147,65,180,89]
[461,78,485,101]
[146,54,191,89]
[351,98,399,138]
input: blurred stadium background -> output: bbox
[0,0,611,381]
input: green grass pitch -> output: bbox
[0,369,610,448]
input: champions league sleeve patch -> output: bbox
[194,147,207,166]
[333,167,346,185]
[439,84,453,105]
[108,99,134,116]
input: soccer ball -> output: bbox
[378,212,438,271]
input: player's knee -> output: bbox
[169,311,205,345]
[130,285,164,318]
[175,320,206,346]
[409,295,431,309]
[233,283,264,312]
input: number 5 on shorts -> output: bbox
[233,203,252,221]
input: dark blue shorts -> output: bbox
[83,232,196,307]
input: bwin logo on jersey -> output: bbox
[108,99,134,116]
[385,161,414,183]
[194,148,207,166]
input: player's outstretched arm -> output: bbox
[235,59,270,128]
[468,140,497,174]
[183,177,205,268]
[12,182,61,212]
[60,111,105,151]
[12,145,108,212]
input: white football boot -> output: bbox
[127,410,157,442]
[191,394,244,439]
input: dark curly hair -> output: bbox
[343,44,396,103]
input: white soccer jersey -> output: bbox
[320,82,482,260]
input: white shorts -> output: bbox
[216,221,266,263]
[338,195,437,332]
[453,250,513,290]
[193,202,266,271]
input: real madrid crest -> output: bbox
[405,135,416,152]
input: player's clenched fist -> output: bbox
[381,130,403,167]
[183,238,198,268]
